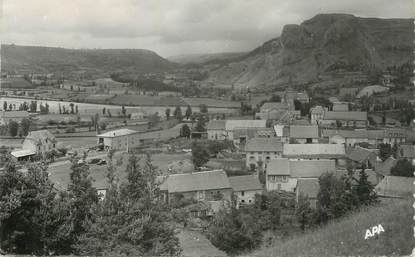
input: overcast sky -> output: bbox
[2,0,413,57]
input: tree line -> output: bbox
[0,153,181,256]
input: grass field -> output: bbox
[254,199,413,256]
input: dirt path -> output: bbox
[178,230,226,257]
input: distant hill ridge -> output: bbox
[205,13,414,89]
[1,44,175,77]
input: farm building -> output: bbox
[244,138,283,169]
[229,175,263,208]
[97,128,141,150]
[158,170,233,203]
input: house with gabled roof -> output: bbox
[289,125,319,144]
[320,111,368,128]
[245,138,283,169]
[207,120,226,140]
[97,128,140,150]
[229,175,263,208]
[398,144,415,165]
[283,144,346,165]
[346,146,378,168]
[225,120,267,141]
[266,158,336,192]
[375,176,414,198]
[159,170,233,203]
[322,129,369,146]
[233,127,275,149]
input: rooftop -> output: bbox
[159,170,231,193]
[245,138,283,152]
[228,175,263,192]
[97,128,138,138]
[26,130,56,142]
[375,176,414,198]
[267,158,335,177]
[323,111,367,121]
[225,120,266,131]
[347,146,377,163]
[289,125,319,139]
[283,144,345,158]
[11,149,36,158]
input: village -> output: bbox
[1,72,414,255]
[0,1,414,254]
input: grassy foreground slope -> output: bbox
[255,199,413,256]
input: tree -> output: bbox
[102,107,106,115]
[3,101,7,111]
[70,103,75,114]
[207,207,263,255]
[199,104,208,113]
[353,166,378,205]
[121,105,126,117]
[99,122,107,130]
[165,108,171,120]
[76,154,181,256]
[194,115,207,132]
[58,103,62,114]
[185,105,192,120]
[173,106,182,121]
[379,143,392,161]
[191,142,210,168]
[8,120,18,137]
[75,105,78,114]
[296,194,314,231]
[0,160,67,255]
[60,155,99,253]
[391,159,414,177]
[21,118,31,136]
[316,173,351,224]
[181,124,191,138]
[30,101,37,113]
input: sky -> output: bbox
[1,0,413,57]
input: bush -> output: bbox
[65,127,76,133]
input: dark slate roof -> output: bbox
[375,176,415,198]
[207,120,226,130]
[289,125,319,139]
[245,138,284,152]
[323,111,367,121]
[159,170,231,193]
[229,175,262,192]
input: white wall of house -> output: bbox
[234,189,263,208]
[266,175,297,192]
[98,134,141,150]
[207,129,226,140]
[246,151,283,168]
[329,135,369,146]
[22,139,56,155]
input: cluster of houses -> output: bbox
[200,99,415,209]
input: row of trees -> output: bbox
[0,153,181,255]
[58,103,79,115]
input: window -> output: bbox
[241,191,245,196]
[277,184,281,190]
[241,200,245,203]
